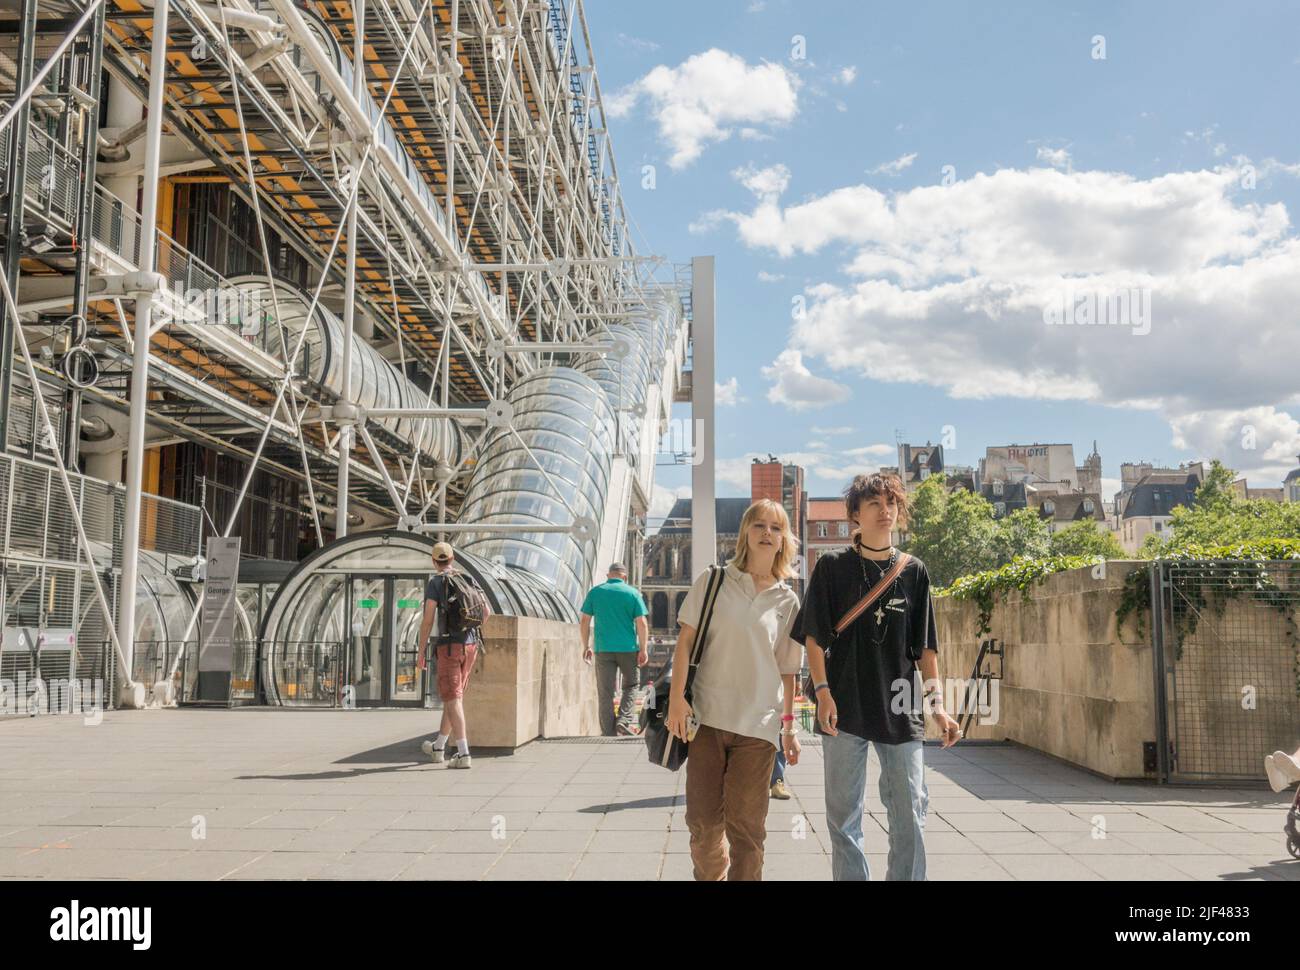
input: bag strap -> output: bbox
[682,565,725,697]
[833,552,911,636]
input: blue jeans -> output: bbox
[771,744,786,786]
[822,732,928,880]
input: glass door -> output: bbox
[346,575,386,704]
[391,576,428,704]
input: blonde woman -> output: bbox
[665,498,803,881]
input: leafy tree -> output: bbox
[902,476,998,588]
[1146,498,1300,554]
[991,507,1051,565]
[1192,458,1238,516]
[1050,520,1127,559]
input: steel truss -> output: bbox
[2,0,687,695]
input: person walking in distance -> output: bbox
[793,473,962,881]
[417,542,488,768]
[580,562,649,736]
[666,499,803,881]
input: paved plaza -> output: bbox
[0,710,1296,881]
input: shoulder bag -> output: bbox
[642,565,725,771]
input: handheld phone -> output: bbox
[686,711,700,742]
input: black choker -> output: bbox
[854,536,892,552]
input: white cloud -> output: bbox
[688,210,729,235]
[716,161,1288,279]
[761,349,851,411]
[1184,124,1227,158]
[733,162,791,199]
[1168,406,1300,485]
[810,425,855,435]
[747,0,766,11]
[867,152,917,177]
[649,483,692,530]
[713,456,760,492]
[757,270,785,283]
[835,66,858,86]
[1035,145,1072,171]
[616,33,660,53]
[845,443,896,457]
[1244,156,1300,180]
[606,50,799,169]
[715,377,744,406]
[707,160,1300,455]
[714,451,880,495]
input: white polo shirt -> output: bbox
[677,562,803,749]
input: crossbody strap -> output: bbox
[682,565,725,697]
[833,552,911,636]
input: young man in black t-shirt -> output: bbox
[792,473,962,880]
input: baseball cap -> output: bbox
[432,542,454,562]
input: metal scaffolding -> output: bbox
[0,0,697,706]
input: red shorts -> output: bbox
[435,641,477,700]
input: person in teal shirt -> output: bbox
[580,562,649,736]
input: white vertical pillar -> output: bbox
[690,256,716,577]
[117,0,170,706]
[337,0,366,539]
[103,73,141,204]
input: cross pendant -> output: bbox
[874,605,885,624]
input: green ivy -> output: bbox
[938,554,1105,637]
[939,539,1300,697]
[1118,539,1300,669]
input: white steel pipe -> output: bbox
[336,0,364,539]
[116,0,171,706]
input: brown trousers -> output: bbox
[684,725,778,881]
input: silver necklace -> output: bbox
[856,544,897,645]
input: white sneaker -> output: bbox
[446,751,472,769]
[1266,751,1300,792]
[420,740,445,764]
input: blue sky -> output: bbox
[584,1,1300,517]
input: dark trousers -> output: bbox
[595,651,640,735]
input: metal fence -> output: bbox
[1151,559,1300,783]
[25,124,81,230]
[0,452,204,710]
[97,639,259,706]
[88,183,292,359]
[268,640,344,706]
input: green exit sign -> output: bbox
[397,598,421,609]
[356,599,378,609]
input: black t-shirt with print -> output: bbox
[790,549,938,744]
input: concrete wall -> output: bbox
[464,615,601,748]
[932,561,1157,780]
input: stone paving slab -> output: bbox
[0,710,1296,881]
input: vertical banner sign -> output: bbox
[198,536,241,702]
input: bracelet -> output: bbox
[813,682,830,695]
[781,714,795,722]
[781,728,798,737]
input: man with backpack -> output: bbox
[417,541,488,769]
